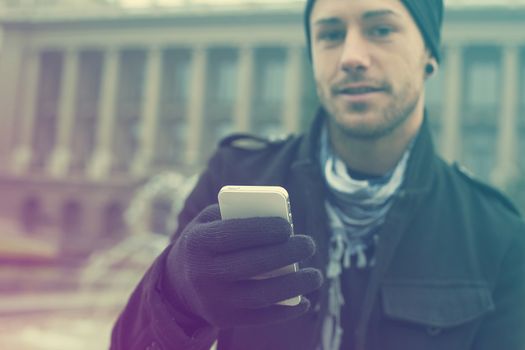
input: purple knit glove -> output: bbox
[165,204,323,329]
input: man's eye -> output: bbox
[318,30,345,42]
[368,26,394,38]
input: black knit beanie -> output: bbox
[304,0,444,63]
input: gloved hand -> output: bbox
[165,204,323,329]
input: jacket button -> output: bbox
[426,326,442,336]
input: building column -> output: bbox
[234,46,254,132]
[132,46,162,177]
[48,48,79,177]
[185,46,207,166]
[492,45,520,186]
[284,45,303,133]
[12,49,40,174]
[441,44,462,163]
[88,48,119,180]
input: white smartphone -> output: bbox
[218,185,301,306]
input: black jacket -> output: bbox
[112,112,525,350]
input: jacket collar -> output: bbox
[401,112,438,196]
[293,107,438,196]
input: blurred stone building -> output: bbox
[0,0,523,260]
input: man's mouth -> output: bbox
[337,86,385,95]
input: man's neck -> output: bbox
[327,112,423,177]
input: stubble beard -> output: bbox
[318,79,422,140]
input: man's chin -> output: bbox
[331,112,398,140]
[337,124,394,140]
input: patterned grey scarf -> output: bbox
[318,127,412,350]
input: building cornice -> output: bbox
[1,3,525,27]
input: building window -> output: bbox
[519,48,525,173]
[517,121,525,177]
[212,51,237,105]
[252,47,286,137]
[61,200,82,236]
[463,47,501,124]
[32,50,63,170]
[71,50,103,174]
[103,202,125,238]
[461,46,501,181]
[112,49,146,174]
[300,48,318,131]
[154,48,192,168]
[203,48,237,153]
[20,196,41,234]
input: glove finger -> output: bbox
[225,268,323,309]
[191,216,292,254]
[193,204,222,223]
[211,235,316,281]
[214,297,311,328]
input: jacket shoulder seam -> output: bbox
[219,133,296,152]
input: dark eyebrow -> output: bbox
[313,17,344,27]
[362,9,400,20]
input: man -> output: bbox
[111,0,525,349]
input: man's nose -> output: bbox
[339,30,371,73]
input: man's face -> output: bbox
[310,0,430,139]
